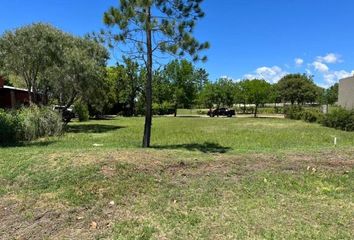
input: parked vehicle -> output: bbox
[207,108,235,117]
[53,105,75,123]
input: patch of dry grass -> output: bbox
[0,149,353,239]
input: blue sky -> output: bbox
[1,0,354,87]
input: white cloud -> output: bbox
[308,53,354,87]
[295,58,304,66]
[233,52,351,88]
[244,66,288,83]
[323,70,354,86]
[312,61,329,73]
[309,53,353,87]
[317,53,340,64]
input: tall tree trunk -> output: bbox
[24,76,33,105]
[131,97,135,116]
[174,103,177,117]
[254,104,258,118]
[32,84,38,104]
[142,6,153,148]
[27,87,32,105]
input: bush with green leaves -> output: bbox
[301,109,324,123]
[322,108,354,131]
[0,109,22,145]
[18,106,63,141]
[284,106,303,120]
[234,106,284,115]
[152,102,174,115]
[74,102,89,122]
[0,106,62,145]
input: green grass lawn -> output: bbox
[0,117,353,239]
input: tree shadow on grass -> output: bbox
[0,140,57,148]
[175,116,205,118]
[153,142,232,153]
[66,124,125,134]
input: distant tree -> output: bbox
[102,0,209,147]
[324,83,339,105]
[106,60,145,116]
[194,68,209,92]
[198,78,235,112]
[243,79,271,117]
[163,60,198,116]
[235,80,250,113]
[48,37,109,113]
[215,77,236,108]
[268,84,282,108]
[104,66,122,113]
[153,69,173,106]
[198,82,218,109]
[277,74,319,105]
[116,57,144,116]
[0,23,63,103]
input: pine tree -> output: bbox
[102,0,209,147]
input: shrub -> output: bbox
[284,105,303,120]
[152,102,174,115]
[0,109,21,144]
[74,102,89,122]
[18,105,63,141]
[322,108,354,131]
[301,109,324,123]
[0,106,62,145]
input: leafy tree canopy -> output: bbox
[277,74,320,105]
[0,23,109,112]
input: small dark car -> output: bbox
[53,106,75,123]
[207,108,235,117]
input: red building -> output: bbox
[0,76,36,109]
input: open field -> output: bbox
[0,117,353,239]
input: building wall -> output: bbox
[338,76,354,110]
[0,88,31,109]
[0,89,13,108]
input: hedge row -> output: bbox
[152,102,175,115]
[322,108,354,131]
[235,106,284,114]
[0,106,63,145]
[285,106,354,131]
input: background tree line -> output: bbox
[104,63,338,118]
[0,21,339,147]
[0,23,338,118]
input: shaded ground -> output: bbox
[0,149,353,239]
[66,124,125,133]
[152,142,232,153]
